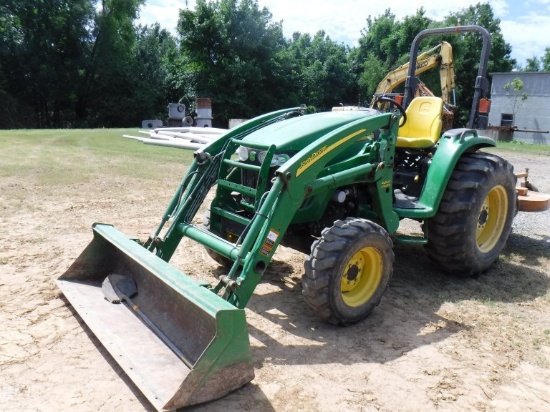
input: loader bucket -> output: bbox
[57,223,254,411]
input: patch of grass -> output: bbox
[534,351,550,368]
[489,140,550,155]
[0,129,194,184]
[481,298,501,308]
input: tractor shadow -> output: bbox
[503,231,550,266]
[245,236,550,368]
[209,258,296,281]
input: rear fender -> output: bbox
[395,128,495,218]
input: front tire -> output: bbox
[302,218,394,325]
[425,152,516,276]
[202,210,233,269]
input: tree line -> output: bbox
[0,1,518,129]
[523,49,550,72]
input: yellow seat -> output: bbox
[397,97,443,149]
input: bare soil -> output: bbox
[1,149,549,411]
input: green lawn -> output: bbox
[492,139,550,155]
[0,129,194,184]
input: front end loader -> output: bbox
[58,107,405,410]
[58,25,537,410]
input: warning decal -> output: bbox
[260,229,280,256]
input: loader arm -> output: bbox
[151,110,401,309]
[144,106,304,255]
[222,111,402,308]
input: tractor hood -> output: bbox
[240,108,380,152]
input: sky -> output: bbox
[137,0,550,68]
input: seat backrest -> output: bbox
[397,97,443,149]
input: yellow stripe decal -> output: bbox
[296,129,366,177]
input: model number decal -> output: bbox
[296,129,366,177]
[297,145,328,176]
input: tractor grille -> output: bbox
[242,168,259,188]
[241,168,260,204]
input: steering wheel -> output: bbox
[372,96,407,127]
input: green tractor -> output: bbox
[58,26,517,410]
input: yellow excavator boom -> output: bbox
[374,41,455,106]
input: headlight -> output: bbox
[235,146,290,166]
[272,154,290,166]
[257,150,267,164]
[259,152,290,166]
[235,146,249,161]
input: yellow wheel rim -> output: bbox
[476,185,508,253]
[340,247,383,307]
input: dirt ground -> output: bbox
[1,147,549,412]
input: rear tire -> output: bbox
[302,218,394,325]
[425,152,516,276]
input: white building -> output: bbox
[487,72,550,144]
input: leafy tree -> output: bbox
[129,24,179,122]
[443,3,515,125]
[542,47,550,71]
[524,56,541,72]
[79,0,144,126]
[0,0,527,129]
[354,9,400,102]
[518,47,550,72]
[177,0,289,126]
[355,8,432,103]
[0,0,148,128]
[282,31,356,110]
[0,0,95,127]
[503,77,527,120]
[353,4,514,127]
[356,54,387,104]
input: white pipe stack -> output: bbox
[123,126,227,150]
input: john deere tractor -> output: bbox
[57,26,518,410]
